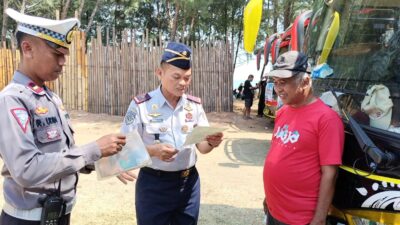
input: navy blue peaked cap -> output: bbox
[161,42,192,69]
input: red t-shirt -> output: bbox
[263,99,344,225]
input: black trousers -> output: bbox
[258,96,265,116]
[267,212,311,225]
[266,211,288,225]
[0,211,70,225]
[136,168,200,225]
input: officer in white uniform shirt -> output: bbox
[119,42,224,225]
[0,9,127,225]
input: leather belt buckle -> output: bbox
[181,169,190,178]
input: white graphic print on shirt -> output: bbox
[274,124,300,144]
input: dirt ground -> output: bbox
[0,99,274,225]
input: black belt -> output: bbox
[141,166,196,178]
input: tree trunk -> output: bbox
[272,0,278,33]
[189,15,196,42]
[181,11,186,42]
[283,0,295,30]
[233,28,242,69]
[12,0,27,48]
[1,0,9,47]
[156,1,161,40]
[266,0,271,30]
[233,6,243,69]
[166,0,171,39]
[77,0,85,22]
[85,0,101,34]
[170,1,180,41]
[20,0,27,13]
[61,0,72,19]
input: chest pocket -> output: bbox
[36,124,63,144]
[145,122,170,134]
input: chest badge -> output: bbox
[148,104,161,117]
[47,129,60,139]
[35,107,49,115]
[159,126,168,133]
[184,103,193,111]
[185,113,193,121]
[181,125,189,134]
[148,112,162,117]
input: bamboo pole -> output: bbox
[0,49,4,89]
[1,31,234,115]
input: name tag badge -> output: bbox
[150,118,163,123]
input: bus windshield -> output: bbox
[306,0,400,136]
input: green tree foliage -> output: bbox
[0,0,313,67]
[255,0,313,51]
[1,0,246,43]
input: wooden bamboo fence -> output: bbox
[1,29,233,115]
[88,28,233,115]
[0,31,87,111]
[0,48,19,90]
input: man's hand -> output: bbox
[96,134,126,157]
[148,143,179,162]
[117,170,138,184]
[309,217,326,225]
[205,132,223,148]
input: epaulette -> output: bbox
[27,82,45,95]
[186,94,201,104]
[133,93,151,104]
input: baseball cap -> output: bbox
[361,84,393,130]
[161,42,192,70]
[267,51,311,78]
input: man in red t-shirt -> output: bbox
[263,51,344,225]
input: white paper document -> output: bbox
[183,126,226,146]
[95,130,151,179]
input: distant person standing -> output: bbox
[237,83,244,99]
[257,75,267,117]
[242,74,258,119]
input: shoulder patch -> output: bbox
[11,108,30,133]
[133,93,151,104]
[186,94,201,104]
[124,108,137,125]
[27,82,45,95]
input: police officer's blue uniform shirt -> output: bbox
[121,87,209,171]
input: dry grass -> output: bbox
[0,100,272,225]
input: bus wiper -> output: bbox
[347,116,396,168]
[330,87,367,97]
[330,89,397,169]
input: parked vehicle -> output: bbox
[260,10,312,119]
[245,0,400,224]
[307,1,400,224]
